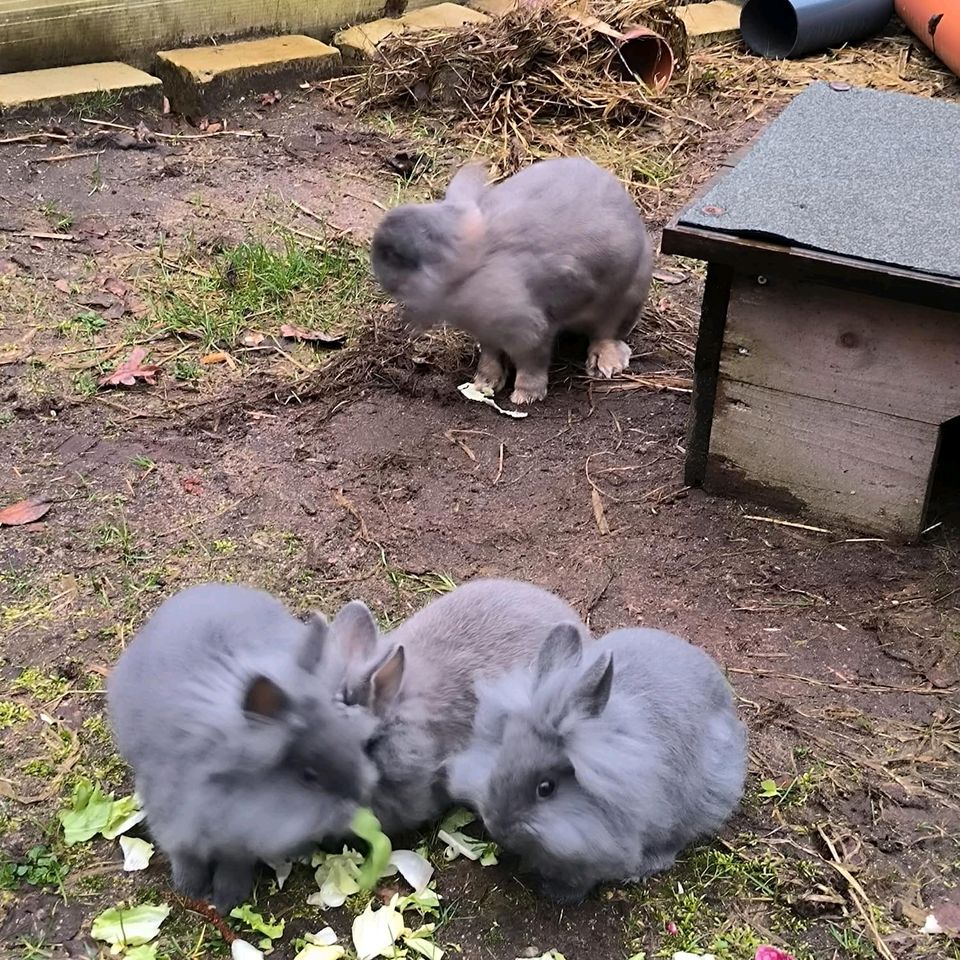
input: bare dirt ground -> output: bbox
[1,22,959,960]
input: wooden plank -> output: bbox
[705,380,940,538]
[660,221,960,314]
[0,0,436,74]
[685,261,732,486]
[721,275,960,426]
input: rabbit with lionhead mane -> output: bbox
[447,623,747,903]
[324,579,590,836]
[107,583,379,912]
[371,156,653,404]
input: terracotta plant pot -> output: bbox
[895,0,960,77]
[561,6,676,89]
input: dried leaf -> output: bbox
[180,476,204,496]
[0,498,51,526]
[125,294,150,318]
[102,276,130,298]
[54,278,71,294]
[257,90,283,106]
[242,331,266,347]
[0,259,17,277]
[280,324,346,347]
[98,347,161,387]
[79,291,116,309]
[591,488,610,536]
[200,351,231,366]
[653,269,687,285]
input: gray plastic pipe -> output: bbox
[740,0,894,58]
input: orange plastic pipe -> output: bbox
[895,0,960,77]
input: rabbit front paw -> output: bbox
[510,368,548,405]
[587,339,631,378]
[473,349,508,394]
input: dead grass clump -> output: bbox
[332,1,683,147]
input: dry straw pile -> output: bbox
[335,0,683,136]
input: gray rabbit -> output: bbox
[325,579,589,835]
[107,583,378,912]
[371,157,654,404]
[447,624,747,902]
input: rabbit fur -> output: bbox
[325,578,589,836]
[447,623,747,902]
[107,583,379,912]
[371,156,654,404]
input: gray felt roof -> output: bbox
[678,82,960,281]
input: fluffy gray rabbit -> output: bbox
[107,583,378,912]
[371,157,654,404]
[324,579,589,835]
[447,624,747,902]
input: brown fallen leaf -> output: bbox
[0,259,17,277]
[78,291,116,309]
[241,331,266,347]
[257,90,283,106]
[54,278,71,294]
[200,351,231,366]
[98,347,161,387]
[0,498,51,526]
[101,276,130,299]
[280,324,345,347]
[180,476,204,496]
[652,269,687,285]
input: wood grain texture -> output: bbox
[0,0,433,73]
[721,275,960,426]
[705,379,940,537]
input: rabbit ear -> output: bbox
[243,675,291,722]
[333,601,380,664]
[445,163,489,204]
[297,613,329,673]
[570,654,614,719]
[536,623,583,682]
[370,645,405,715]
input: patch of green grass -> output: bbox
[213,539,237,555]
[75,88,123,117]
[13,667,68,702]
[627,841,818,960]
[72,369,99,398]
[17,935,54,960]
[172,359,201,384]
[56,310,107,341]
[0,845,67,893]
[96,518,146,566]
[630,151,681,188]
[131,454,157,474]
[381,553,457,609]
[22,758,56,778]
[757,765,825,808]
[39,201,74,232]
[0,701,32,729]
[0,567,32,598]
[0,410,13,428]
[153,235,372,350]
[828,923,876,958]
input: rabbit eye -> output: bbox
[536,779,556,799]
[301,767,320,784]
